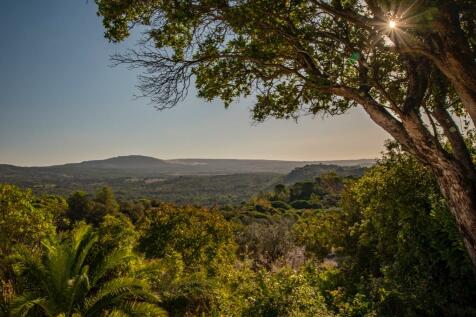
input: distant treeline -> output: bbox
[0,162,366,206]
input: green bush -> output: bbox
[290,200,312,209]
[271,200,292,210]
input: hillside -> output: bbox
[62,155,171,169]
[0,155,374,181]
[0,156,373,205]
[41,173,282,206]
[283,163,367,184]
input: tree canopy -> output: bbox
[2,149,476,315]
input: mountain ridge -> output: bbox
[0,155,375,183]
[2,155,375,169]
[0,156,373,205]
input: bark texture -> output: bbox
[434,165,476,266]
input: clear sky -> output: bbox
[0,1,389,166]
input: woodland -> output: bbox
[3,0,476,315]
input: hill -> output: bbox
[0,156,374,205]
[63,155,171,169]
[0,155,374,180]
[283,163,367,184]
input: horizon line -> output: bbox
[1,154,377,168]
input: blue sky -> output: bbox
[0,1,388,166]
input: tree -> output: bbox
[138,204,236,272]
[290,181,315,202]
[67,191,97,224]
[338,149,476,315]
[0,185,57,317]
[94,187,120,216]
[137,204,237,316]
[238,268,333,317]
[272,184,288,202]
[10,224,166,317]
[67,188,119,226]
[236,219,300,268]
[295,149,476,315]
[0,185,56,269]
[95,0,476,265]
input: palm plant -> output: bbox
[10,224,167,317]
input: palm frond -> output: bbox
[83,277,158,316]
[12,246,46,283]
[42,242,73,308]
[67,270,91,314]
[11,223,165,317]
[112,301,168,317]
[106,309,129,317]
[71,228,99,277]
[10,293,50,317]
[70,224,94,252]
[89,250,134,287]
[131,261,163,280]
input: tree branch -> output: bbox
[432,104,476,179]
[330,86,427,162]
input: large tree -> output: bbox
[95,0,476,265]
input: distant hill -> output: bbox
[283,164,367,184]
[0,155,375,182]
[0,156,374,205]
[169,158,374,174]
[63,155,171,169]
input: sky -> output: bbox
[0,1,389,166]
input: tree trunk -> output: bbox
[432,2,476,124]
[335,86,476,268]
[433,163,476,267]
[434,54,476,125]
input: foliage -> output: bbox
[145,252,226,317]
[0,184,57,288]
[270,200,291,210]
[138,204,236,273]
[0,185,56,257]
[10,223,166,317]
[239,268,333,317]
[67,187,119,226]
[296,149,476,316]
[294,208,348,260]
[6,172,282,207]
[3,147,476,316]
[95,187,120,215]
[340,150,476,316]
[95,214,140,257]
[236,220,302,269]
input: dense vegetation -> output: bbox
[1,147,475,316]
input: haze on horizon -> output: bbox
[0,1,389,167]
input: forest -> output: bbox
[2,146,476,316]
[0,161,366,206]
[3,0,476,315]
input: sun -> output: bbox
[388,20,397,29]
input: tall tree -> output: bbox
[95,0,476,265]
